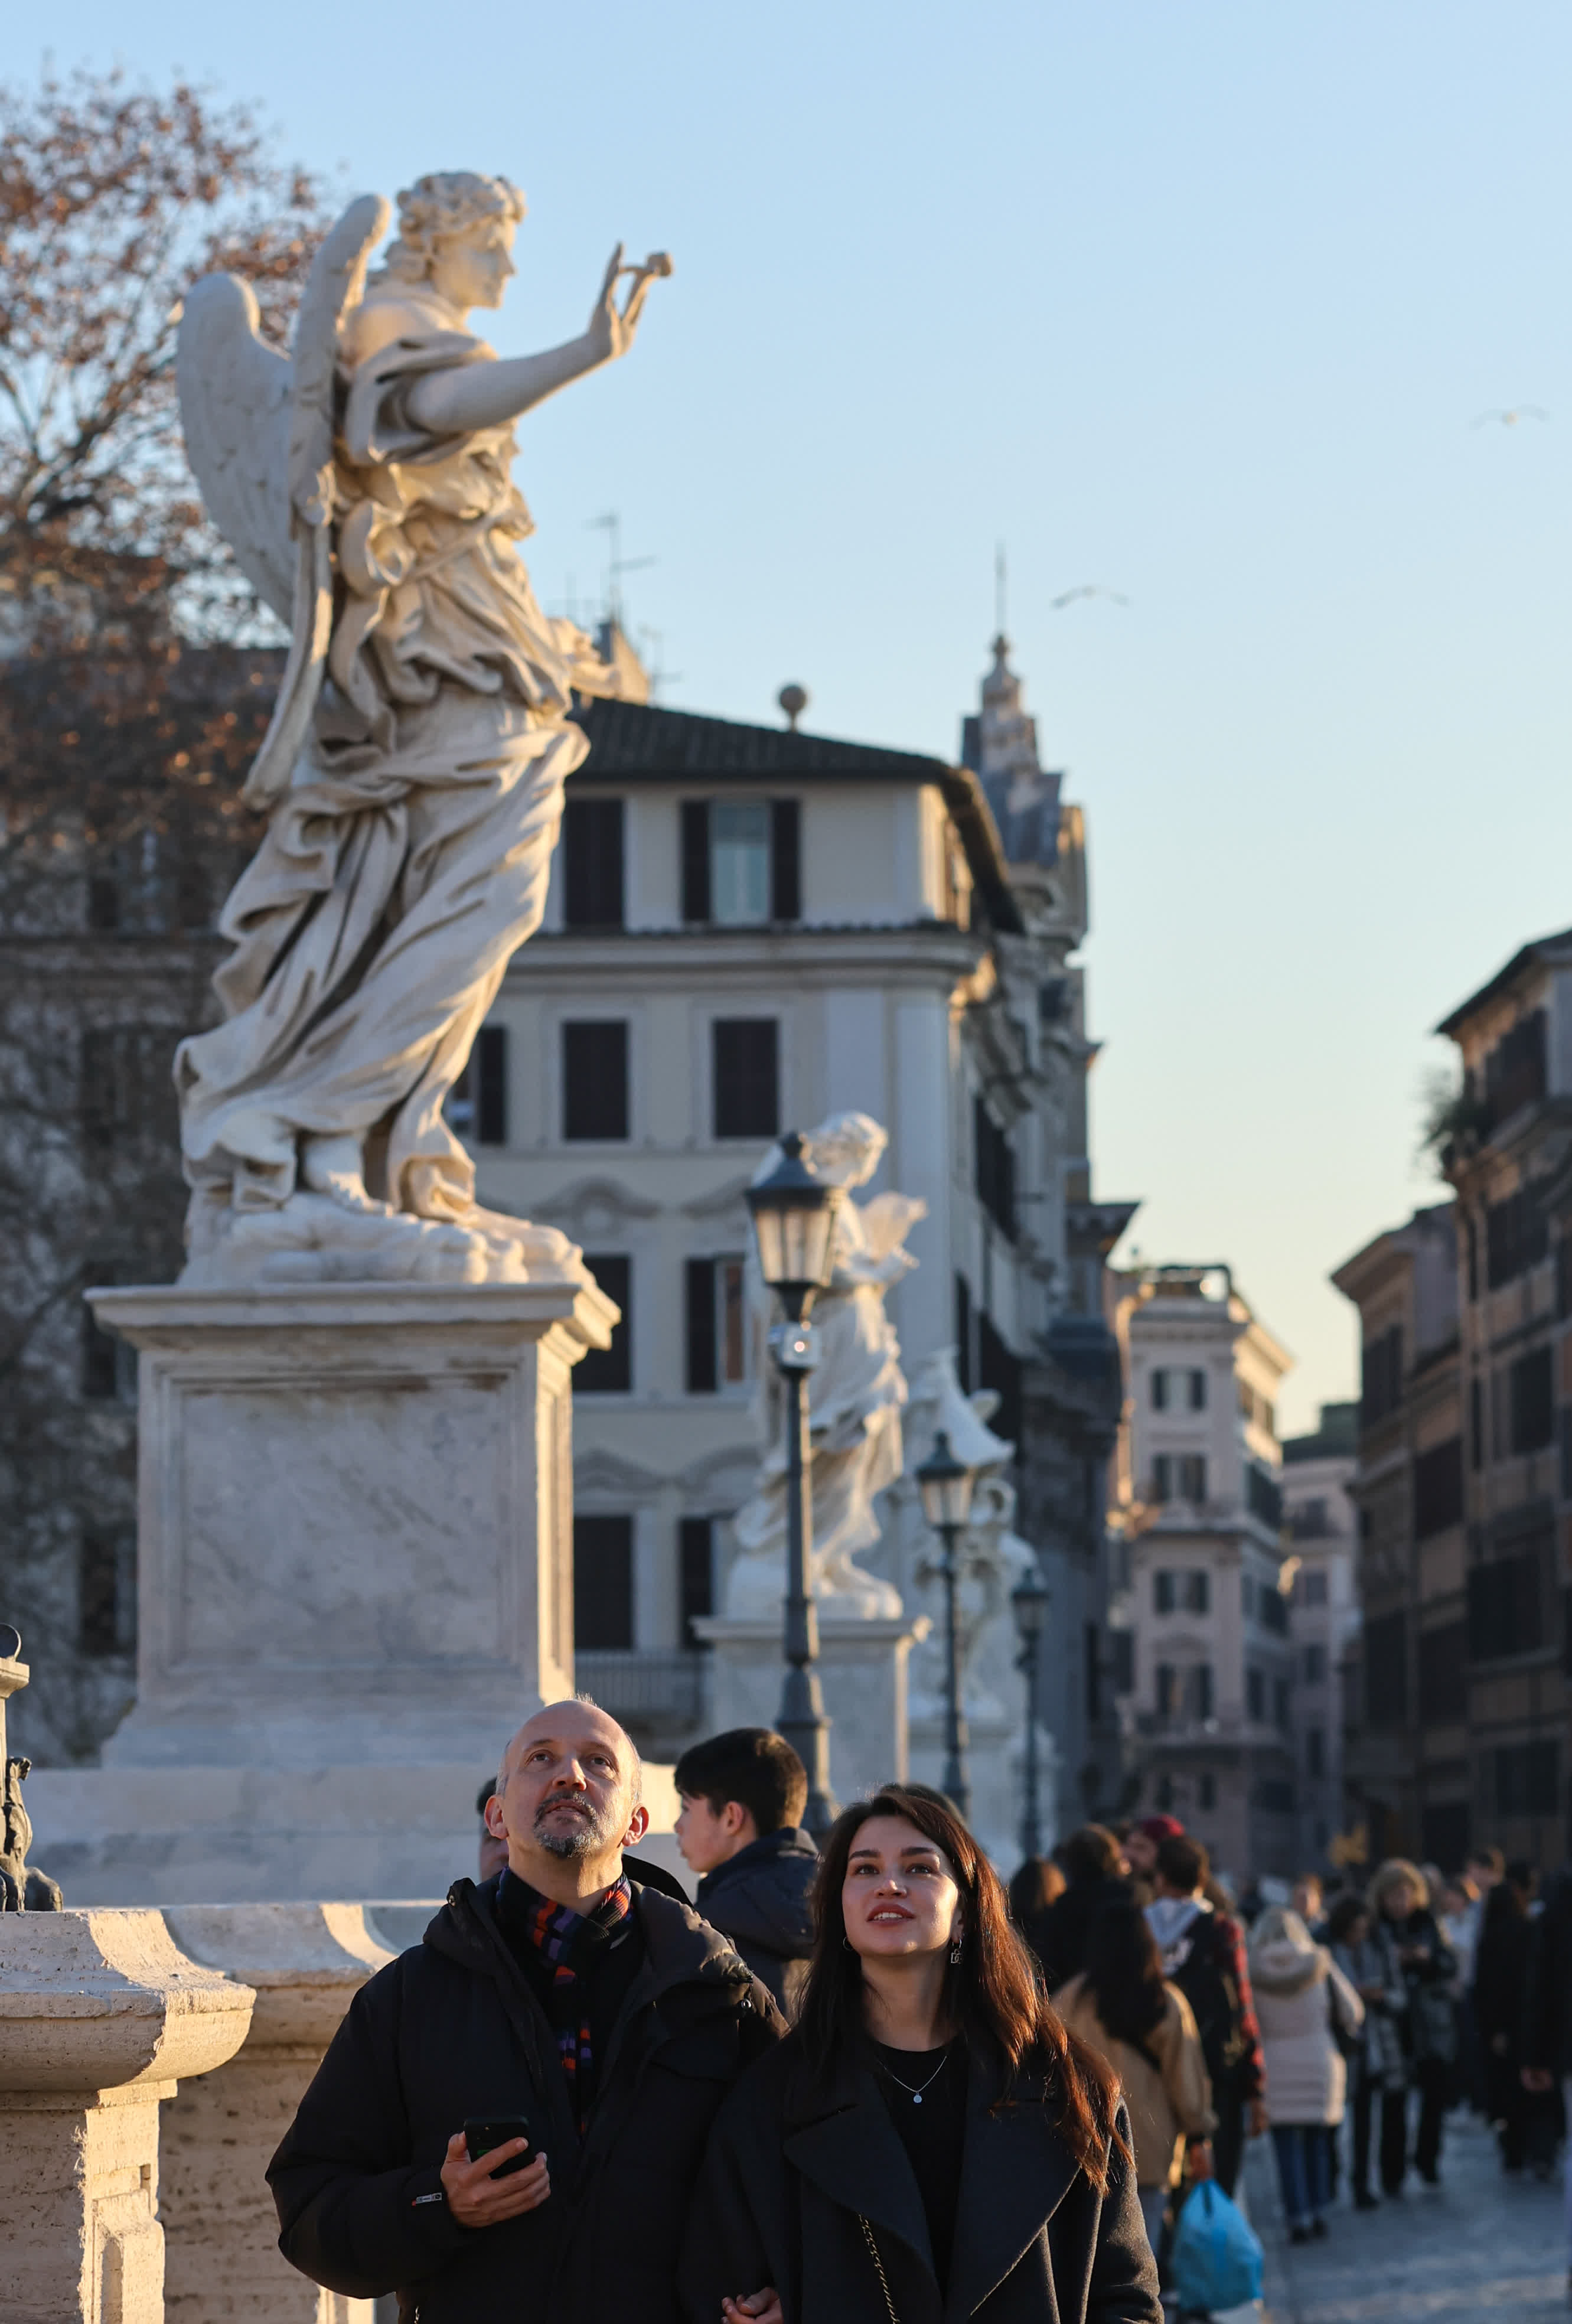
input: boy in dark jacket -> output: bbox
[673,1726,818,2019]
[1146,1834,1267,2198]
[268,1700,783,2324]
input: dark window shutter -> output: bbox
[564,797,625,929]
[954,1274,973,1393]
[770,799,800,922]
[680,1517,715,1641]
[562,1021,629,1140]
[475,1024,508,1145]
[713,1019,779,1139]
[686,1258,717,1391]
[578,1256,631,1391]
[681,801,711,923]
[574,1516,634,1650]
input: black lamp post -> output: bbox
[745,1132,844,1836]
[1010,1570,1051,1862]
[916,1429,977,1821]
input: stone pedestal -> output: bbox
[0,1908,254,2324]
[32,1278,614,1903]
[158,1903,393,2323]
[693,1613,930,1807]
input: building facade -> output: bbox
[1110,1265,1294,1884]
[464,637,1133,1850]
[1279,1403,1359,1872]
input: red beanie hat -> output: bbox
[1137,1814,1185,1844]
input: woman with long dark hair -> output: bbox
[681,1785,1161,2324]
[1054,1895,1214,2250]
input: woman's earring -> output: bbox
[949,1938,963,1966]
[843,1935,857,1954]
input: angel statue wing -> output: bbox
[177,193,392,809]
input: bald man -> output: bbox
[268,1699,785,2324]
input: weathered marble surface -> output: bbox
[0,1909,253,2324]
[728,1113,924,1619]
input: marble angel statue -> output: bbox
[172,173,670,1283]
[726,1113,927,1618]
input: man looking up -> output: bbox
[269,1698,783,2324]
[673,1726,817,2017]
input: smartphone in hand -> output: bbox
[463,2116,534,2179]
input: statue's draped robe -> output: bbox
[177,278,609,1220]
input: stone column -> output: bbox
[157,1903,394,2324]
[0,1908,254,2324]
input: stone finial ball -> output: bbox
[778,683,809,725]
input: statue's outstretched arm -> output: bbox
[406,242,671,435]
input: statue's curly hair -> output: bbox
[381,172,526,279]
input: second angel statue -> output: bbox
[174,172,670,1284]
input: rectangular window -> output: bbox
[1467,1543,1548,1661]
[1199,1771,1217,1810]
[1418,1619,1467,1721]
[1180,1455,1208,1505]
[1303,1642,1327,1683]
[973,1099,1016,1240]
[447,1025,508,1146]
[680,800,801,925]
[1421,1801,1472,1869]
[1247,1667,1265,1721]
[1111,1629,1134,1692]
[1486,1181,1550,1290]
[574,1515,634,1650]
[576,1256,631,1392]
[1509,1347,1555,1454]
[1183,1571,1211,1614]
[1188,1368,1207,1412]
[1302,1569,1329,1605]
[562,1021,628,1140]
[978,1313,1023,1453]
[1242,1573,1256,1619]
[1413,1437,1464,1537]
[80,1025,178,1158]
[1361,1324,1404,1426]
[563,796,625,929]
[1306,1726,1325,1778]
[1155,1570,1176,1614]
[1248,1464,1283,1530]
[1495,1738,1560,1817]
[1484,1009,1548,1129]
[1155,1661,1176,1716]
[1365,1609,1408,1727]
[679,1516,714,1644]
[1152,1455,1173,1504]
[1186,1664,1214,1720]
[1152,1369,1170,1411]
[1273,1676,1290,1730]
[1260,1579,1289,1634]
[684,1257,748,1392]
[713,1019,779,1139]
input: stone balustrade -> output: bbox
[0,1909,255,2324]
[157,1903,395,2324]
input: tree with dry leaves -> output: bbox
[0,70,328,1762]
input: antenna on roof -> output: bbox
[589,510,656,628]
[994,541,1008,644]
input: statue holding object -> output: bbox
[174,173,671,1285]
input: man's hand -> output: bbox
[440,2131,550,2227]
[1248,2098,1269,2137]
[723,2293,782,2324]
[1522,2067,1555,2093]
[1187,2137,1215,2182]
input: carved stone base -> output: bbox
[693,1612,930,1807]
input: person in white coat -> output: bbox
[1249,1907,1364,2242]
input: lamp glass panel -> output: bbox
[750,1205,785,1285]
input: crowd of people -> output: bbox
[262,1711,1572,2324]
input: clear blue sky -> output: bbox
[36,2,1572,1430]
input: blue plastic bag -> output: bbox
[1168,2179,1264,2313]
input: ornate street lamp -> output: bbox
[916,1430,977,1821]
[1010,1570,1051,1862]
[745,1132,845,1834]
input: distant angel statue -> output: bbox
[726,1112,926,1618]
[173,173,671,1282]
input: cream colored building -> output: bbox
[1110,1266,1294,1883]
[1279,1403,1359,1872]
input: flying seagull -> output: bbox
[1051,584,1130,609]
[1470,406,1550,429]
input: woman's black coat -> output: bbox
[681,2032,1161,2324]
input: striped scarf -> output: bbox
[510,1873,634,2129]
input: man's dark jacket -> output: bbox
[1524,1867,1572,2079]
[681,2031,1161,2324]
[268,1870,784,2324]
[694,1826,818,2017]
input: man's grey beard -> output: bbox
[534,1797,618,1859]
